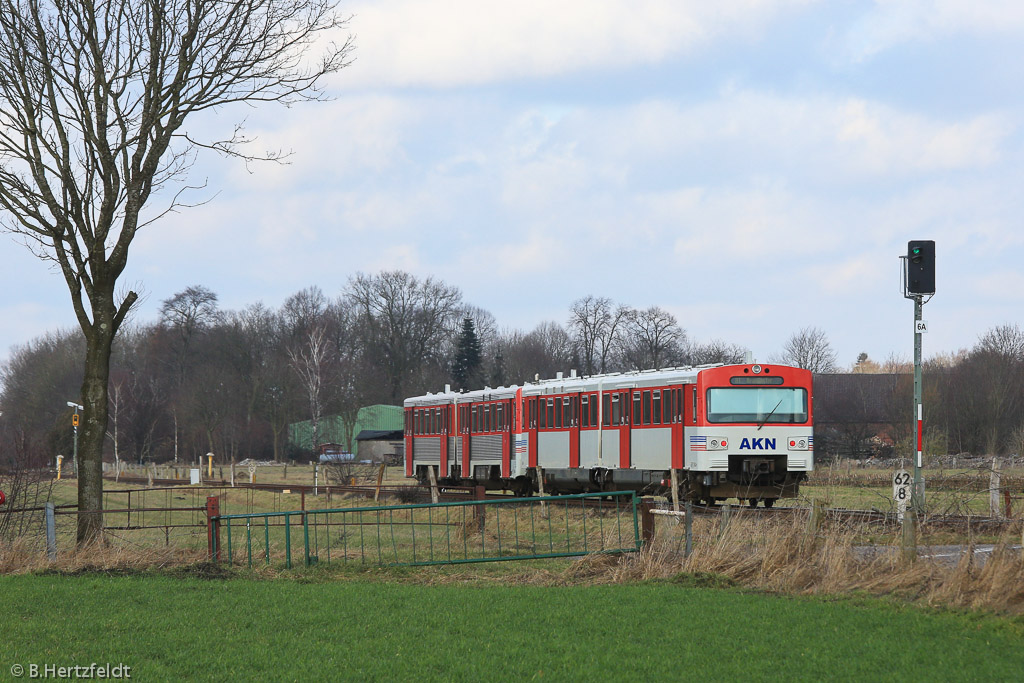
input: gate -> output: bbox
[210,491,641,569]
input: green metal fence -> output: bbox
[211,491,642,568]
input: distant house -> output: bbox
[288,404,403,460]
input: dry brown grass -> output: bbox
[551,511,1024,614]
[0,534,205,575]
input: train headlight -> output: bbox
[788,437,809,451]
[708,438,728,451]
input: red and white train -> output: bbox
[404,363,813,507]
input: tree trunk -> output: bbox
[77,323,114,545]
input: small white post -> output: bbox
[990,458,1002,518]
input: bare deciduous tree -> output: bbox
[773,326,838,373]
[347,271,462,402]
[618,306,685,370]
[288,326,330,458]
[568,296,630,375]
[683,339,748,366]
[0,0,352,543]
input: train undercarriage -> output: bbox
[416,455,807,508]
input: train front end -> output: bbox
[685,364,813,507]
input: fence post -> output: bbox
[374,464,385,503]
[639,498,655,545]
[806,499,823,537]
[990,458,1001,517]
[684,501,693,558]
[1004,490,1012,519]
[45,502,57,561]
[303,512,311,566]
[285,514,292,569]
[901,507,917,563]
[670,469,680,513]
[536,467,547,517]
[206,496,221,562]
[428,465,440,504]
[718,503,731,540]
[473,485,487,534]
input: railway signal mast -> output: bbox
[902,240,935,512]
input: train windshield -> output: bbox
[706,388,808,424]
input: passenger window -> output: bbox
[611,394,620,425]
[590,394,598,426]
[581,396,589,427]
[633,393,642,425]
[653,390,661,425]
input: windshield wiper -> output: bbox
[757,399,783,431]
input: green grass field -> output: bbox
[2,572,1023,681]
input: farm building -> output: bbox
[288,405,403,460]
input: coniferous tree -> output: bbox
[452,317,483,391]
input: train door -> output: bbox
[461,404,471,477]
[439,405,449,478]
[501,399,511,478]
[618,390,631,468]
[569,394,580,468]
[527,397,539,467]
[670,386,684,469]
[404,408,414,477]
[682,385,696,468]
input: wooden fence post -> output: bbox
[206,496,221,562]
[901,508,917,563]
[718,503,731,540]
[374,464,386,503]
[473,485,486,534]
[427,465,440,505]
[536,467,548,517]
[640,498,655,545]
[805,499,823,538]
[684,501,693,558]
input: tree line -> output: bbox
[0,273,747,468]
[2,276,1020,467]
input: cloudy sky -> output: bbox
[2,0,1023,369]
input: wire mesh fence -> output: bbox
[214,491,642,569]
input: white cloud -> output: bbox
[580,91,1012,179]
[340,0,815,88]
[225,95,421,190]
[843,0,1024,61]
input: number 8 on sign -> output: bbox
[893,470,911,514]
